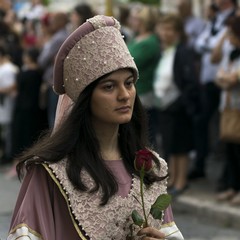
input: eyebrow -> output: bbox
[99,74,134,84]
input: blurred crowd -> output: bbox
[0,0,240,206]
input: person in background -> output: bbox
[206,2,219,22]
[7,15,184,240]
[0,17,23,68]
[189,0,237,180]
[69,3,94,32]
[236,6,240,16]
[36,12,51,49]
[177,0,206,48]
[153,14,199,196]
[38,12,69,128]
[11,48,43,158]
[21,19,38,49]
[214,16,240,206]
[0,45,18,165]
[22,0,46,22]
[118,5,134,43]
[3,8,23,35]
[5,47,43,178]
[127,5,160,147]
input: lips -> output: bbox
[115,106,131,111]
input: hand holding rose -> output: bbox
[137,227,166,239]
[129,149,172,239]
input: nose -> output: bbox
[117,85,130,101]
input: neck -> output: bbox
[0,57,9,65]
[220,5,234,12]
[25,62,38,70]
[93,122,121,161]
[136,30,151,40]
[162,41,178,50]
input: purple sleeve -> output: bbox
[163,205,174,224]
[8,164,79,240]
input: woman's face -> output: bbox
[128,10,141,33]
[70,11,82,27]
[91,69,136,127]
[156,23,179,47]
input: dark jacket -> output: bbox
[172,43,200,116]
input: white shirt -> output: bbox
[26,3,46,20]
[217,40,240,111]
[184,16,206,48]
[153,46,180,110]
[194,8,234,84]
[0,62,18,124]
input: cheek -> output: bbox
[165,31,175,39]
[71,13,79,23]
[131,88,136,102]
[91,94,111,117]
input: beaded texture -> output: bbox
[63,25,138,101]
[47,151,168,240]
[87,15,121,30]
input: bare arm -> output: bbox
[0,83,17,95]
[215,69,239,89]
[211,31,228,64]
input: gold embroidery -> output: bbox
[9,223,42,239]
[42,163,88,240]
[161,221,175,228]
[165,229,180,238]
[15,235,31,240]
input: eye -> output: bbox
[103,83,114,91]
[125,79,135,88]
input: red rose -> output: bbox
[134,149,153,172]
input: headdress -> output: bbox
[53,15,138,102]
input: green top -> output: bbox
[128,34,160,95]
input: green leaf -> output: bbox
[153,194,172,210]
[131,210,144,227]
[150,207,163,220]
[150,194,172,220]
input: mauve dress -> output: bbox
[8,159,183,240]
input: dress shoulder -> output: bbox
[7,163,80,240]
[150,149,168,177]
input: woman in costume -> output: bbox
[7,15,184,240]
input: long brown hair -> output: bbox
[16,75,165,205]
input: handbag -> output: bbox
[220,91,240,143]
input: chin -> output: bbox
[117,117,132,124]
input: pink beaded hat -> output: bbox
[53,15,138,102]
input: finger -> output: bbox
[137,227,165,239]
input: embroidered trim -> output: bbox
[43,152,168,240]
[160,222,184,240]
[15,235,31,240]
[8,224,42,240]
[161,221,175,228]
[42,163,88,240]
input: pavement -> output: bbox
[173,180,240,230]
[0,165,20,240]
[0,153,240,239]
[172,153,240,230]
